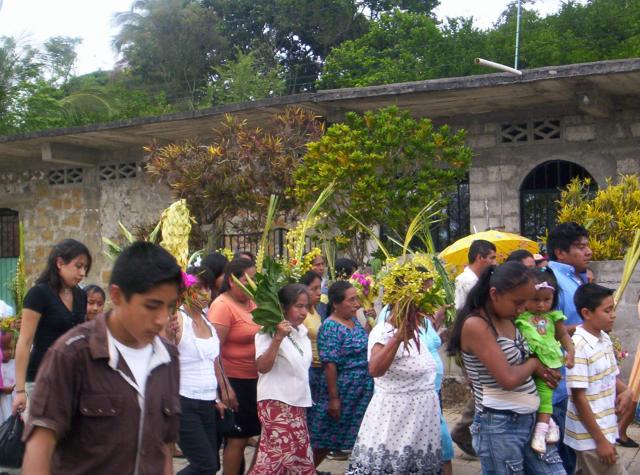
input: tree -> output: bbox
[144,107,325,238]
[113,0,228,108]
[318,10,488,89]
[206,49,286,105]
[42,36,82,86]
[0,37,41,133]
[293,106,471,261]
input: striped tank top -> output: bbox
[462,325,540,414]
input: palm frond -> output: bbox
[255,194,280,272]
[118,221,136,244]
[293,182,335,263]
[614,229,640,309]
[402,202,440,256]
[346,211,390,260]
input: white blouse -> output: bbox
[178,309,220,400]
[255,324,313,407]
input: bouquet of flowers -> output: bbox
[379,253,446,349]
[301,247,322,273]
[610,334,628,365]
[349,272,377,310]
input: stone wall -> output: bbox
[590,260,640,380]
[458,109,640,234]
[0,159,173,291]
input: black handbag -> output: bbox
[217,361,241,436]
[0,414,25,468]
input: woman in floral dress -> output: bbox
[309,281,374,467]
[346,316,442,475]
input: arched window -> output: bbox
[520,161,597,241]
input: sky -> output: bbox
[0,0,571,75]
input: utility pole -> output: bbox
[515,0,522,69]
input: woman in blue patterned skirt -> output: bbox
[309,281,374,467]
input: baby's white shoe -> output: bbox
[546,418,560,444]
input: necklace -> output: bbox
[61,287,72,296]
[287,333,304,356]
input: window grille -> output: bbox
[99,162,138,181]
[501,119,562,144]
[47,168,83,185]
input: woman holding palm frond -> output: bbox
[249,284,315,475]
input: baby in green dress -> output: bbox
[515,268,575,454]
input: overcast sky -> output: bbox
[0,0,571,75]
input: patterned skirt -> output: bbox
[249,400,316,475]
[346,389,442,475]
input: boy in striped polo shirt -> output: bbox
[565,284,633,475]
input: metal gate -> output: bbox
[0,209,19,309]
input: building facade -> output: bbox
[0,59,639,308]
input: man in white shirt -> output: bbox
[451,239,497,457]
[453,240,497,310]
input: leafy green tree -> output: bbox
[318,10,487,89]
[206,49,286,105]
[113,0,228,108]
[293,106,471,261]
[42,36,82,86]
[0,37,41,133]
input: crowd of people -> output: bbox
[2,219,639,475]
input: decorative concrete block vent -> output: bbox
[47,167,83,185]
[500,118,561,144]
[99,162,138,181]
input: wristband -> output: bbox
[15,389,25,394]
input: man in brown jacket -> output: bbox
[22,242,183,475]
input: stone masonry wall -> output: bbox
[0,161,173,291]
[460,109,640,234]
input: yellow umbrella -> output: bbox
[438,230,539,276]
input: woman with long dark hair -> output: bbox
[447,262,566,475]
[208,258,260,475]
[12,239,92,416]
[200,252,229,302]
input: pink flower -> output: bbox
[182,271,199,288]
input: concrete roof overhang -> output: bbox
[1,58,639,168]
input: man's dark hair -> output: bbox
[468,240,496,264]
[547,222,589,261]
[574,283,614,317]
[335,257,357,279]
[110,242,183,300]
[505,249,534,264]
